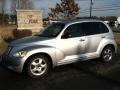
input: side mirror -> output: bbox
[61,33,72,39]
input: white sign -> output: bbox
[17,10,43,32]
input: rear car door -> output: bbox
[82,22,109,54]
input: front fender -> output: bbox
[21,45,56,66]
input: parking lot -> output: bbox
[0,48,120,90]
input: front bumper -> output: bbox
[2,54,24,73]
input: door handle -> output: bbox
[101,36,105,38]
[79,39,85,41]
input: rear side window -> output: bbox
[82,22,109,36]
[98,22,109,33]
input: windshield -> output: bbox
[36,23,65,38]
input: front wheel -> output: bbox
[100,46,114,62]
[26,55,51,78]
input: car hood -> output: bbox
[10,36,55,46]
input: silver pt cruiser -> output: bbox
[2,19,117,78]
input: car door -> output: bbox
[82,22,108,54]
[56,23,86,64]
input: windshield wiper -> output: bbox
[35,34,53,38]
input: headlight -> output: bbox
[19,51,28,57]
[13,51,28,57]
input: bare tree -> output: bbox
[11,0,17,14]
[11,0,33,14]
[0,0,3,13]
[17,0,33,9]
[0,0,5,25]
[48,0,80,20]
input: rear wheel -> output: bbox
[100,46,114,62]
[26,55,51,78]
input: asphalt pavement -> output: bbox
[0,48,120,90]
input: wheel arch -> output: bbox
[99,44,116,62]
[101,44,116,54]
[22,52,54,73]
[97,38,117,57]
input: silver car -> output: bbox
[2,19,117,78]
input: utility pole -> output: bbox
[1,0,5,26]
[90,0,93,17]
[18,0,20,9]
[2,6,4,26]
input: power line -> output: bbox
[79,0,120,16]
[93,8,120,11]
[80,7,120,17]
[93,5,120,9]
[81,5,120,11]
[81,5,120,13]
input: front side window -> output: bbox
[36,23,65,38]
[62,23,83,38]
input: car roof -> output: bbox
[60,19,103,25]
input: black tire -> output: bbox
[25,55,51,78]
[100,46,114,63]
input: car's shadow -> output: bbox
[69,58,120,86]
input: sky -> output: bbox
[3,0,120,17]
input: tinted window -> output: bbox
[82,22,109,36]
[82,22,101,36]
[62,23,83,38]
[98,22,109,33]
